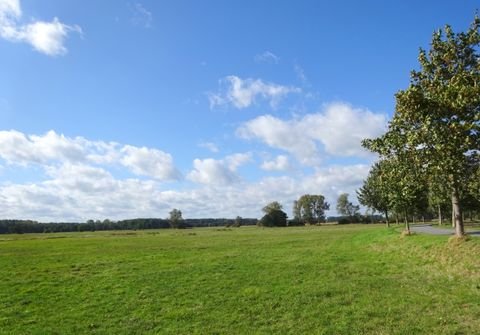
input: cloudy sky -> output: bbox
[0,0,476,221]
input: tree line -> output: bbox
[358,16,480,236]
[0,217,258,234]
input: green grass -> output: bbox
[1,225,479,334]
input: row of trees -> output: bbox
[359,17,480,236]
[258,193,363,227]
[0,217,259,234]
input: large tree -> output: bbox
[293,194,330,224]
[260,201,287,227]
[364,17,480,237]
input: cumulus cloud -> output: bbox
[187,153,251,186]
[261,155,291,171]
[121,145,180,180]
[0,0,81,56]
[254,51,279,64]
[0,157,368,221]
[183,164,368,218]
[237,114,319,165]
[0,164,165,222]
[0,130,180,181]
[0,130,85,164]
[208,75,300,109]
[0,124,374,221]
[237,102,387,164]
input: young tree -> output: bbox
[364,17,480,237]
[336,193,360,219]
[168,208,183,229]
[357,161,391,226]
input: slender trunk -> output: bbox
[412,215,416,224]
[396,215,399,225]
[452,203,456,228]
[404,212,410,233]
[422,216,425,224]
[452,188,464,237]
[385,210,390,228]
[438,205,443,226]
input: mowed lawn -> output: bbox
[1,225,479,334]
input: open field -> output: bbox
[1,225,480,334]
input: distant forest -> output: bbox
[0,218,259,235]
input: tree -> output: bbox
[363,17,480,237]
[293,194,330,224]
[357,161,391,226]
[233,216,243,227]
[262,201,283,213]
[259,201,287,227]
[336,193,360,220]
[168,208,183,229]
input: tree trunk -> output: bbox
[452,188,464,237]
[452,204,456,228]
[422,216,425,224]
[404,212,410,233]
[396,215,399,225]
[438,205,443,226]
[385,210,390,228]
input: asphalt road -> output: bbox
[410,224,480,237]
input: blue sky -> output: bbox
[0,0,477,221]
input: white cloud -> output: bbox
[130,3,152,28]
[208,75,300,109]
[0,0,20,19]
[237,114,319,165]
[261,155,291,171]
[199,141,219,153]
[237,102,387,164]
[225,152,251,170]
[0,130,180,181]
[254,51,279,64]
[0,0,81,56]
[303,103,386,156]
[187,153,251,186]
[0,156,368,221]
[0,130,85,164]
[0,164,165,222]
[121,145,180,181]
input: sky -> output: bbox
[0,0,477,222]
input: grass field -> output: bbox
[1,225,479,334]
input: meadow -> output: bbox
[0,225,479,334]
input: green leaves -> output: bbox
[362,16,480,232]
